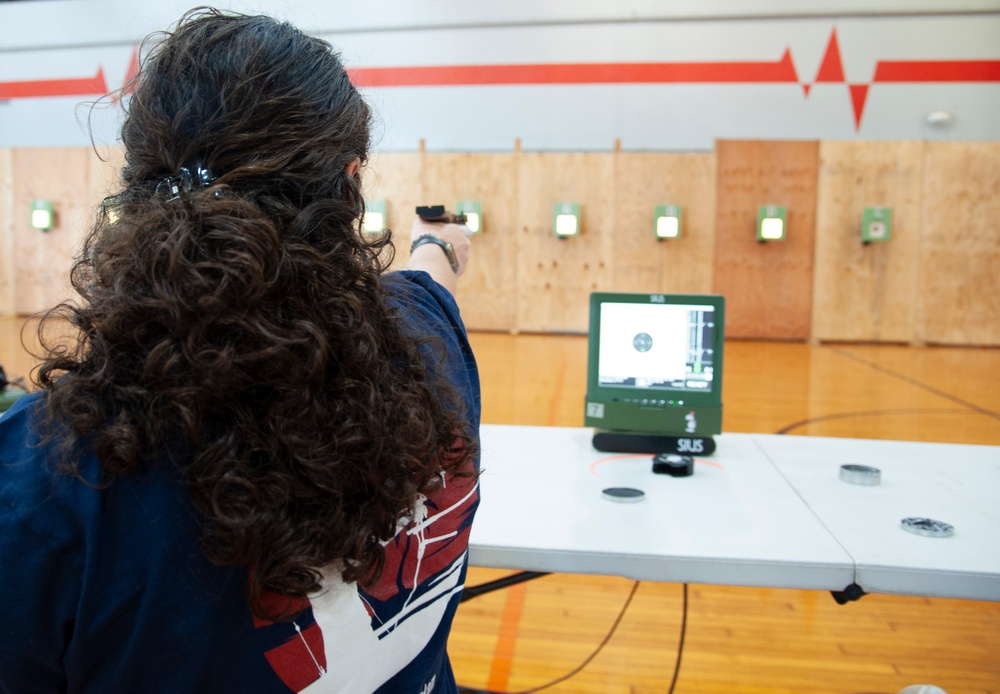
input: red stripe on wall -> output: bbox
[3,56,996,102]
[0,68,108,100]
[874,60,1000,82]
[347,50,799,87]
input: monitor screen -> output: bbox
[585,292,725,437]
[597,301,717,394]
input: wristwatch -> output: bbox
[410,234,459,274]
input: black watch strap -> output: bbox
[410,234,459,274]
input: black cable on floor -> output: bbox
[458,579,641,694]
[459,580,693,694]
[517,579,640,694]
[667,583,688,694]
[461,571,550,602]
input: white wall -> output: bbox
[2,0,999,150]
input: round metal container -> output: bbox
[839,464,882,485]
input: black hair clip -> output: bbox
[156,176,183,202]
[155,161,218,202]
[179,161,216,191]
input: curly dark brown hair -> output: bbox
[34,8,474,620]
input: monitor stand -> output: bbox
[592,430,716,456]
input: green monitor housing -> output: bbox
[584,292,725,444]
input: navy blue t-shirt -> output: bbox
[0,270,480,693]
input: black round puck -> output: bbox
[602,487,646,503]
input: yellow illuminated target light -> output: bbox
[760,218,784,240]
[363,199,387,234]
[552,203,581,238]
[653,205,682,240]
[456,200,482,234]
[30,199,54,231]
[757,205,787,242]
[463,213,480,233]
[555,214,578,236]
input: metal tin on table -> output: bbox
[839,464,882,485]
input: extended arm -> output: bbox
[405,219,472,296]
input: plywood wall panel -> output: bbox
[713,140,819,340]
[3,143,996,344]
[421,152,518,331]
[362,152,423,272]
[515,153,615,333]
[12,148,91,315]
[920,142,1000,346]
[812,141,925,343]
[0,150,14,316]
[612,152,716,294]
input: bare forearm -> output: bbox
[406,245,458,294]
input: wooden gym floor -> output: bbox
[2,319,998,693]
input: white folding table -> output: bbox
[469,425,1000,601]
[756,434,1000,601]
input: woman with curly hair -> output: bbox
[0,9,479,693]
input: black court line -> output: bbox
[829,347,1000,421]
[775,408,971,435]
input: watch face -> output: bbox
[444,243,459,272]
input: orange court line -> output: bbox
[486,344,722,686]
[484,351,566,688]
[485,582,528,691]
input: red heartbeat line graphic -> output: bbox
[2,31,998,130]
[806,29,1000,128]
[346,28,999,130]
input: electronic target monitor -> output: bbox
[584,292,725,454]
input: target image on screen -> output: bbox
[597,302,716,393]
